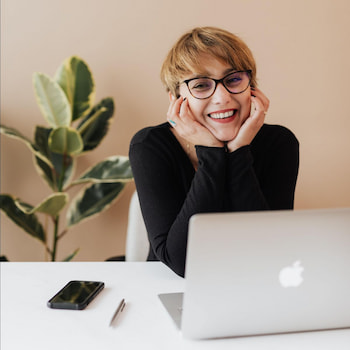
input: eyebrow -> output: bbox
[189,68,236,80]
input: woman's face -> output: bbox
[178,55,252,142]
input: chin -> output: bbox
[214,130,239,143]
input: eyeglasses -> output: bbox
[181,70,252,100]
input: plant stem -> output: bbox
[57,154,67,192]
[51,153,67,261]
[51,215,59,261]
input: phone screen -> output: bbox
[47,280,104,310]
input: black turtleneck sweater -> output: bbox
[129,123,299,277]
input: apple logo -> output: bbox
[279,260,304,288]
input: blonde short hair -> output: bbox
[160,27,257,97]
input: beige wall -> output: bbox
[1,0,350,261]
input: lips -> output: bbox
[208,109,237,123]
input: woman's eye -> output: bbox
[191,79,212,90]
[226,77,242,86]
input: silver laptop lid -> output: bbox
[181,208,350,339]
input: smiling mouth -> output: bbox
[208,110,237,120]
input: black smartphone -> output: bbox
[47,280,104,310]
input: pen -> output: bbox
[109,298,126,327]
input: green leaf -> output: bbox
[34,127,75,190]
[34,157,56,190]
[34,154,75,191]
[55,56,95,121]
[77,98,114,152]
[34,126,52,159]
[72,156,133,185]
[62,248,79,262]
[0,194,46,243]
[15,193,69,216]
[67,182,125,227]
[33,72,72,128]
[48,127,83,155]
[0,125,52,167]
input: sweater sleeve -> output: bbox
[224,145,270,211]
[129,130,227,277]
[251,125,300,209]
[224,125,299,211]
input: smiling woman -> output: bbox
[129,26,300,277]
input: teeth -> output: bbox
[209,110,235,119]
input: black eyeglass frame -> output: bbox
[181,70,252,100]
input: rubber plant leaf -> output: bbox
[48,126,83,155]
[0,194,46,243]
[33,73,72,128]
[67,182,125,227]
[34,126,74,190]
[0,125,52,167]
[15,193,69,217]
[55,56,95,121]
[77,98,114,152]
[72,156,133,185]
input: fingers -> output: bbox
[227,88,269,153]
[167,94,180,126]
[251,87,270,116]
[167,95,192,128]
[249,88,269,131]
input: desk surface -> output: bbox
[1,262,350,350]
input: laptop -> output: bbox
[158,207,350,339]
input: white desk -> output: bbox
[1,262,349,350]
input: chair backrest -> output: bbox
[125,191,150,261]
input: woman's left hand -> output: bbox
[226,87,269,152]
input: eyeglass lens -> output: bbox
[188,71,250,99]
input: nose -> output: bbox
[211,82,232,104]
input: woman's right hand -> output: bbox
[226,87,269,153]
[167,94,224,148]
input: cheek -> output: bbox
[179,91,206,121]
[179,85,190,99]
[240,93,252,120]
[187,101,205,122]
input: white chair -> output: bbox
[125,191,150,261]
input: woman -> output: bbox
[129,27,299,277]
